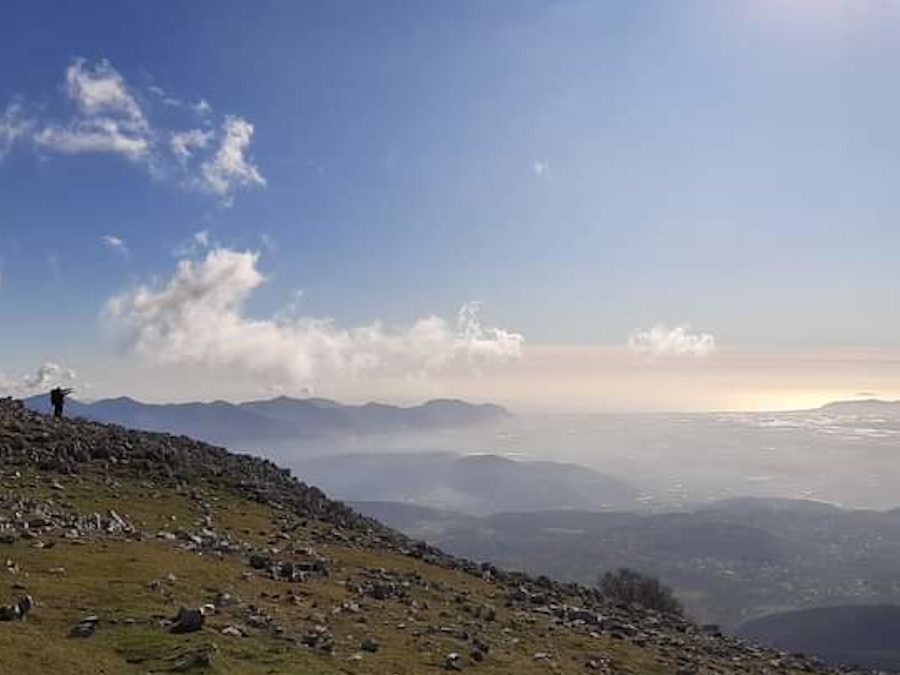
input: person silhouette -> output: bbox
[49,387,72,418]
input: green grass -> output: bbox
[0,468,809,674]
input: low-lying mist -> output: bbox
[256,403,900,513]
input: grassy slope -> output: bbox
[0,466,668,675]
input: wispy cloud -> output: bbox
[532,159,549,177]
[104,248,523,387]
[192,99,212,118]
[198,116,265,201]
[628,323,717,359]
[2,58,265,204]
[170,128,214,162]
[101,234,129,257]
[0,101,36,159]
[171,229,212,257]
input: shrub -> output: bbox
[598,567,683,616]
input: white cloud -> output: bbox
[628,323,716,359]
[65,58,147,129]
[36,119,149,158]
[104,248,523,386]
[192,99,212,117]
[0,362,77,397]
[170,128,214,161]
[36,59,151,160]
[199,116,266,200]
[3,58,265,204]
[0,102,36,158]
[101,234,128,256]
[532,160,549,177]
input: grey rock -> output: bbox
[170,607,205,634]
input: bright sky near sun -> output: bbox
[2,0,900,411]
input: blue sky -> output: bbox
[2,0,900,410]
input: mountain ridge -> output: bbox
[815,398,900,414]
[0,396,845,674]
[23,394,510,446]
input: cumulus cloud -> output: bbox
[101,234,128,257]
[104,248,523,386]
[199,117,265,199]
[628,323,716,359]
[2,58,265,204]
[0,362,77,397]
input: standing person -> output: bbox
[49,387,72,418]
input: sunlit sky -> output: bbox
[2,0,900,411]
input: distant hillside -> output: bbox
[356,496,900,631]
[298,451,640,515]
[737,605,900,670]
[23,395,510,446]
[816,398,900,415]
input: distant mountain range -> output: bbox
[352,496,900,634]
[300,450,640,515]
[22,395,510,446]
[816,398,900,414]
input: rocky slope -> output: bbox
[0,397,859,674]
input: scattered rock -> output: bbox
[0,594,34,621]
[170,607,205,634]
[68,616,99,638]
[444,652,463,671]
[221,624,245,638]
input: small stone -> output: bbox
[444,652,463,671]
[68,621,97,638]
[361,637,379,653]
